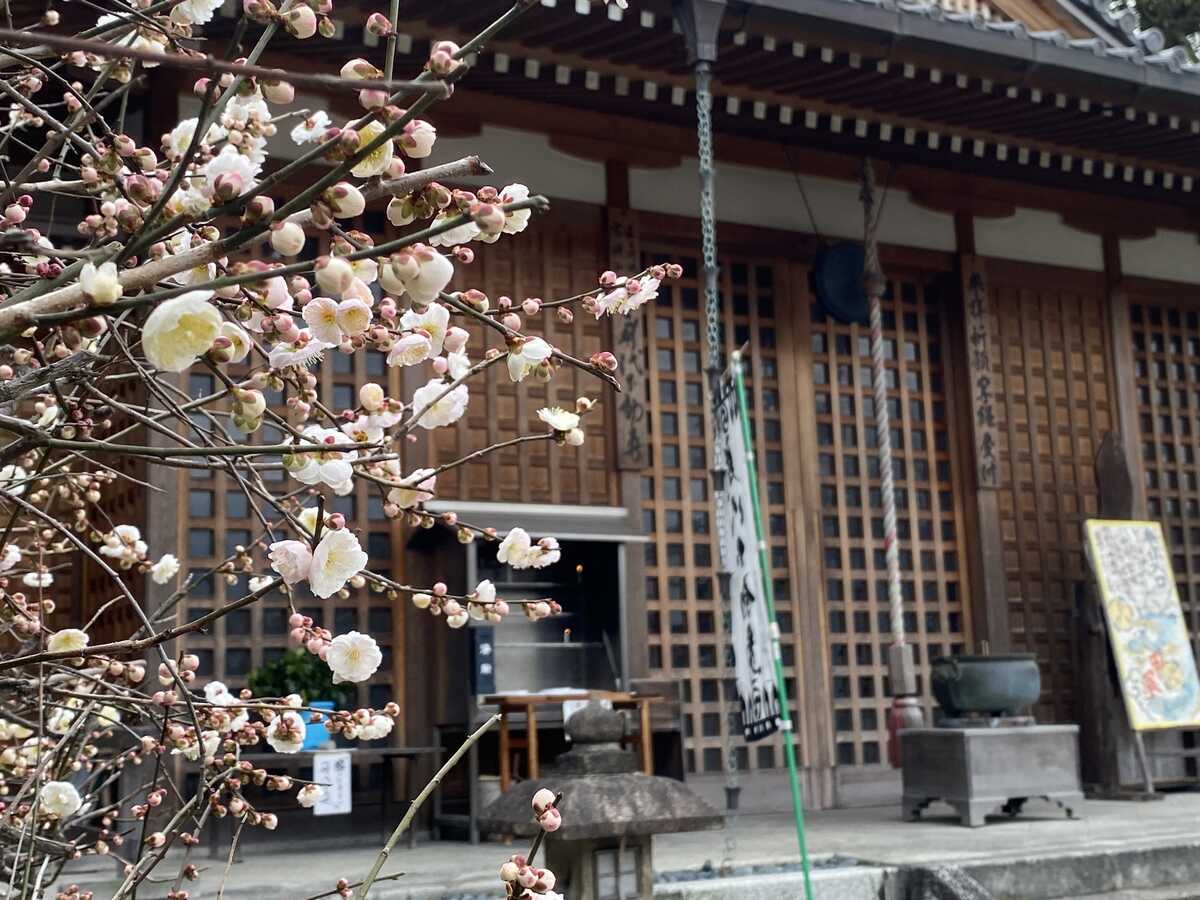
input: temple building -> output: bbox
[75,0,1200,828]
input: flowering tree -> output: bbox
[0,0,671,896]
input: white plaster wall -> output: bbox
[424,125,606,204]
[974,207,1103,271]
[630,159,958,252]
[1120,229,1200,285]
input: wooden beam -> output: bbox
[1102,232,1148,519]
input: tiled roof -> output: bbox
[878,0,1199,75]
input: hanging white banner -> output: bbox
[714,365,782,742]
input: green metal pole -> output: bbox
[730,349,815,900]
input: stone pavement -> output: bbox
[55,792,1200,898]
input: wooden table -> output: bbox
[481,691,660,791]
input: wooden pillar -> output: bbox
[952,211,1010,653]
[1102,232,1147,519]
[605,160,650,684]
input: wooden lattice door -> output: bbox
[987,261,1114,723]
[797,262,972,767]
[1128,285,1200,657]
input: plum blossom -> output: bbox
[0,464,26,496]
[175,730,220,762]
[268,332,330,369]
[150,554,180,584]
[170,0,223,26]
[266,711,307,753]
[400,303,451,355]
[47,628,89,655]
[268,540,313,586]
[326,631,382,683]
[203,145,259,197]
[302,296,373,345]
[507,336,552,382]
[355,714,394,740]
[537,407,579,432]
[595,275,660,318]
[39,781,82,819]
[387,469,436,509]
[410,378,469,429]
[350,120,395,178]
[400,120,437,158]
[0,544,20,573]
[142,291,222,372]
[285,426,359,493]
[164,118,226,160]
[80,260,122,306]
[22,571,52,588]
[387,332,432,367]
[99,525,147,564]
[308,529,368,598]
[499,183,533,234]
[497,527,562,570]
[290,111,330,144]
[297,784,325,807]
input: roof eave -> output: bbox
[737,0,1200,105]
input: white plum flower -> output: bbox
[203,144,258,197]
[537,407,580,432]
[290,110,330,144]
[100,524,147,562]
[0,544,20,573]
[0,464,28,496]
[150,554,180,584]
[387,468,436,509]
[337,298,372,338]
[308,529,368,599]
[268,333,331,369]
[170,0,223,26]
[204,681,235,705]
[401,249,454,304]
[266,711,307,754]
[428,214,480,248]
[341,416,384,445]
[326,631,382,683]
[498,527,533,568]
[165,118,226,159]
[219,322,252,363]
[447,349,472,380]
[268,540,313,586]
[400,120,436,158]
[410,378,469,430]
[175,729,221,762]
[499,183,532,234]
[356,714,394,740]
[142,291,222,372]
[596,276,661,318]
[22,571,52,588]
[507,336,552,382]
[350,120,394,177]
[399,303,450,355]
[80,261,122,306]
[302,297,343,345]
[387,332,432,367]
[286,426,359,492]
[47,628,89,655]
[39,781,82,819]
[297,783,325,807]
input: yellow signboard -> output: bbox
[1084,520,1200,731]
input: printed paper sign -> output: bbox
[312,750,353,816]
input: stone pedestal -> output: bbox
[901,725,1083,827]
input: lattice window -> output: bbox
[989,268,1112,723]
[641,248,794,776]
[1130,298,1200,655]
[801,270,969,766]
[425,206,615,506]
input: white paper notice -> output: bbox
[312,750,353,816]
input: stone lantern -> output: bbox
[480,702,723,900]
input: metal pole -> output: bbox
[730,350,814,900]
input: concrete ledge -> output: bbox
[654,866,890,900]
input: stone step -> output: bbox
[1057,888,1200,900]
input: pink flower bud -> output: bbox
[281,4,315,37]
[261,80,294,105]
[590,351,618,372]
[521,298,541,316]
[500,313,521,331]
[431,356,448,376]
[537,807,562,832]
[531,787,556,814]
[365,12,392,36]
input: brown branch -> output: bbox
[0,28,450,97]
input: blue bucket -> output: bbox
[302,700,335,750]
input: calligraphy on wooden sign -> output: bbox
[960,256,999,489]
[608,209,649,470]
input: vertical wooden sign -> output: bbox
[961,255,999,489]
[608,208,649,470]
